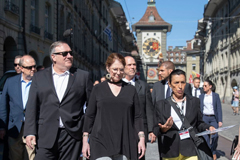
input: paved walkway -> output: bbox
[145,103,239,160]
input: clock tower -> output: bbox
[132,0,172,83]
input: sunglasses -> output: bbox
[14,63,19,67]
[22,65,36,70]
[53,51,73,57]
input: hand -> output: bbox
[26,135,36,150]
[233,144,240,159]
[82,141,90,159]
[148,132,156,143]
[138,138,146,159]
[0,129,6,140]
[218,122,222,128]
[158,117,173,133]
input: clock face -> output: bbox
[143,38,161,57]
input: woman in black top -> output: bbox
[82,53,145,160]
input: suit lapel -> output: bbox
[135,79,141,93]
[212,92,216,110]
[62,70,76,100]
[45,67,58,98]
[164,100,179,130]
[17,75,24,110]
[185,96,192,118]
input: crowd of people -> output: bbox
[0,41,239,160]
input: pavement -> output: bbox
[145,103,239,160]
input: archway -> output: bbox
[3,36,19,72]
[231,79,238,88]
[43,56,51,68]
[29,51,39,65]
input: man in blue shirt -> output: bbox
[0,55,36,160]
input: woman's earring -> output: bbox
[106,73,111,80]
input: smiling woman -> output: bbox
[82,53,145,160]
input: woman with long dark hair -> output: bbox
[199,79,223,160]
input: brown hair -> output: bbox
[193,77,200,81]
[105,53,126,68]
[160,61,175,70]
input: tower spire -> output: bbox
[148,0,156,6]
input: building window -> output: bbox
[149,15,155,22]
[170,58,173,62]
[45,3,50,32]
[170,53,173,56]
[31,0,36,25]
[192,55,196,60]
[192,64,196,71]
[181,52,185,56]
[176,53,179,56]
[176,58,179,62]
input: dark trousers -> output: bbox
[203,115,218,155]
[35,128,82,160]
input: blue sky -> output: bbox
[115,0,208,48]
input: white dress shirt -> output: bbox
[192,87,201,98]
[171,100,186,130]
[203,92,214,115]
[122,77,135,86]
[52,67,70,128]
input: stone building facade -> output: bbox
[0,0,135,81]
[196,0,240,103]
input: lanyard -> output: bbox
[171,96,186,129]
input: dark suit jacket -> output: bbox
[199,92,223,123]
[153,95,210,158]
[191,87,204,97]
[0,74,25,138]
[135,78,154,142]
[152,80,192,105]
[23,67,93,149]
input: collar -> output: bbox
[122,77,135,83]
[205,91,212,96]
[52,65,70,76]
[21,74,32,83]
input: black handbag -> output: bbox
[231,135,239,155]
[167,97,213,160]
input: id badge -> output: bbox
[178,129,190,140]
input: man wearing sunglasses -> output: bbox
[0,55,36,160]
[14,55,23,74]
[23,41,93,160]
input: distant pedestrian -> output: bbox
[14,55,22,74]
[93,80,99,86]
[192,77,204,98]
[231,86,239,115]
[100,76,106,82]
[0,55,36,160]
[200,79,223,160]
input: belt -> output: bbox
[204,114,215,117]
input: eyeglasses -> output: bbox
[111,68,124,73]
[14,63,19,67]
[53,51,73,57]
[22,65,36,70]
